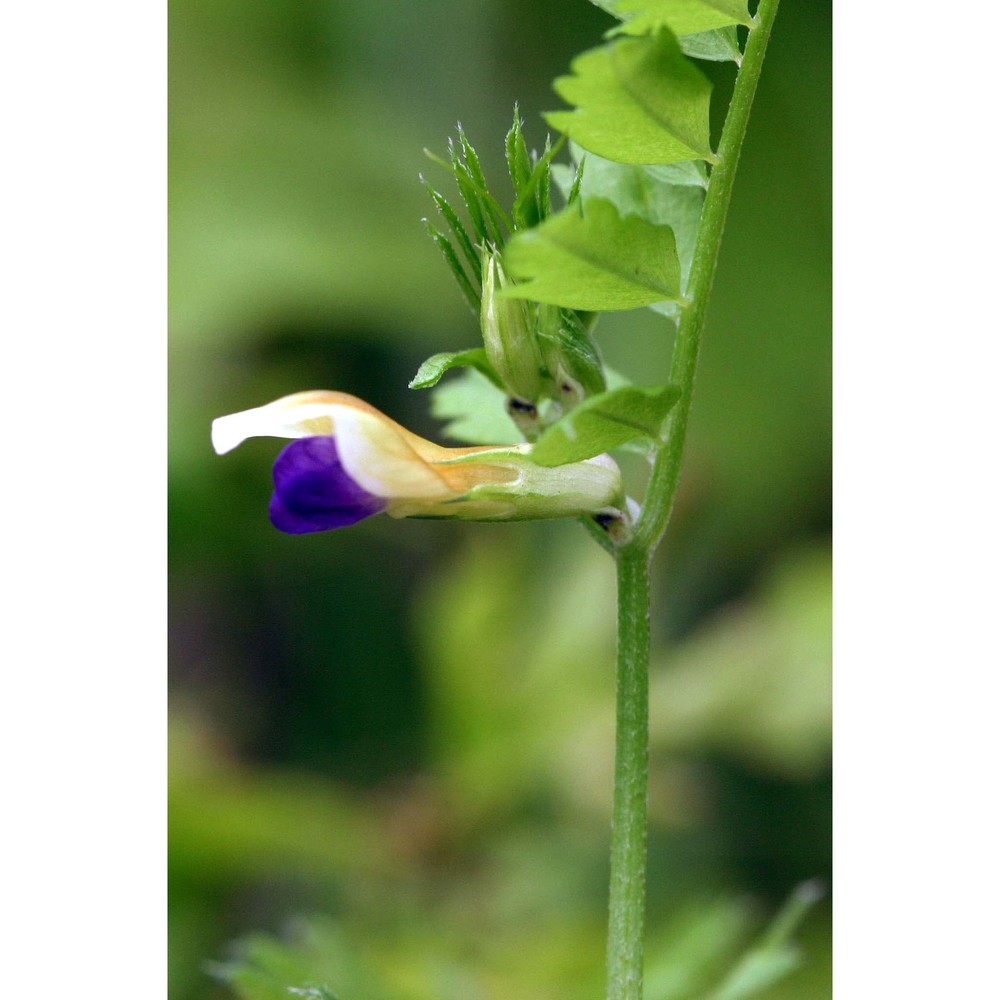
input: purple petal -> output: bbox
[269,436,386,534]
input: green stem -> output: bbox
[607,543,651,1000]
[635,0,781,552]
[606,5,780,998]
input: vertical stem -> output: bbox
[605,4,781,997]
[636,0,781,552]
[607,542,651,1000]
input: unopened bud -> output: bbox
[481,252,545,403]
[536,307,607,403]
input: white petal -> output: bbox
[211,393,342,455]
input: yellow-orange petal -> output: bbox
[330,405,456,500]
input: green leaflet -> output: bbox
[546,28,715,165]
[680,26,742,63]
[502,197,682,311]
[595,0,752,36]
[215,919,396,1000]
[430,369,522,445]
[561,151,705,294]
[528,384,680,466]
[409,348,501,390]
[552,153,707,202]
[595,1,745,62]
[704,882,824,1000]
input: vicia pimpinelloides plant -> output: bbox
[214,3,818,999]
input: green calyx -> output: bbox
[481,251,545,404]
[398,446,626,523]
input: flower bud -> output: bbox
[481,252,545,404]
[536,305,607,404]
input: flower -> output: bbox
[212,391,625,534]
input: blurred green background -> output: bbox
[169,2,831,998]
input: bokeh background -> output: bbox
[169,2,831,998]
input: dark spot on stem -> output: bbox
[507,397,537,417]
[594,511,632,546]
